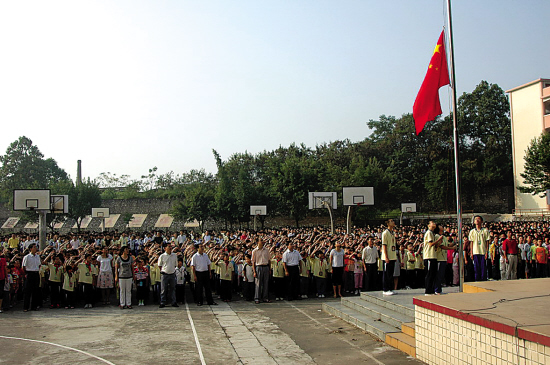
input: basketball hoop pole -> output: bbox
[346,206,351,234]
[321,200,334,235]
[38,210,47,251]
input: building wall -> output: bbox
[509,80,548,211]
[415,306,550,365]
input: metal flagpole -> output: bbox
[446,0,464,292]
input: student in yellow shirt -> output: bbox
[312,251,329,298]
[77,254,98,308]
[62,265,77,309]
[47,255,64,308]
[214,253,234,302]
[299,251,310,299]
[271,251,285,301]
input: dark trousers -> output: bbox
[136,280,148,301]
[424,259,438,294]
[63,290,76,307]
[537,263,547,278]
[82,283,94,305]
[49,281,62,307]
[195,271,214,305]
[243,281,254,301]
[23,272,40,310]
[273,277,285,299]
[434,261,446,294]
[160,273,176,305]
[365,263,378,291]
[176,284,185,303]
[473,254,487,281]
[219,279,232,301]
[300,276,309,296]
[315,277,326,296]
[382,260,395,292]
[287,266,300,300]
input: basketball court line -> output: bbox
[0,335,116,365]
[287,302,386,365]
[185,301,207,365]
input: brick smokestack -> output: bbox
[77,160,82,186]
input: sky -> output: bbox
[0,0,548,183]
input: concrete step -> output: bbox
[341,296,414,329]
[359,292,415,318]
[322,302,400,341]
[385,332,416,357]
[402,321,415,338]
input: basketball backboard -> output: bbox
[401,203,417,213]
[342,187,374,206]
[92,207,110,218]
[13,189,51,211]
[51,195,69,214]
[250,205,267,216]
[308,192,337,209]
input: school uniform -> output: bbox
[242,263,255,301]
[62,272,77,308]
[271,259,285,300]
[215,261,234,301]
[175,265,186,303]
[312,257,328,297]
[48,263,64,308]
[299,259,310,297]
[77,262,98,306]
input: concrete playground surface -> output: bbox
[0,295,422,365]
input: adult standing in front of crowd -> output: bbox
[362,237,379,291]
[251,238,271,304]
[468,215,490,281]
[502,231,518,280]
[22,244,41,311]
[381,219,397,296]
[0,251,8,313]
[115,246,135,309]
[191,244,217,306]
[96,246,114,305]
[282,242,302,301]
[424,221,442,295]
[330,242,345,298]
[158,243,178,308]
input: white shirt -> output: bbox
[191,252,211,272]
[158,252,178,274]
[175,266,186,285]
[22,253,41,272]
[177,235,186,245]
[282,249,302,266]
[362,246,379,264]
[330,249,345,267]
[97,254,113,272]
[70,239,80,249]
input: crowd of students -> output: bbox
[0,218,548,312]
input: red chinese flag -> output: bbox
[413,31,450,135]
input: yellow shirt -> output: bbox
[406,251,416,271]
[436,236,448,261]
[415,252,424,269]
[77,263,98,284]
[62,273,77,292]
[299,260,310,278]
[312,258,328,278]
[381,229,397,261]
[8,237,19,249]
[469,228,489,256]
[423,230,437,260]
[216,261,234,281]
[48,263,64,282]
[271,259,285,278]
[150,264,160,285]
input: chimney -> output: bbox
[77,160,82,186]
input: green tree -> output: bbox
[68,180,102,232]
[170,170,216,232]
[0,136,68,201]
[518,132,550,196]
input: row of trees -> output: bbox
[0,136,101,230]
[172,81,514,227]
[1,80,526,229]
